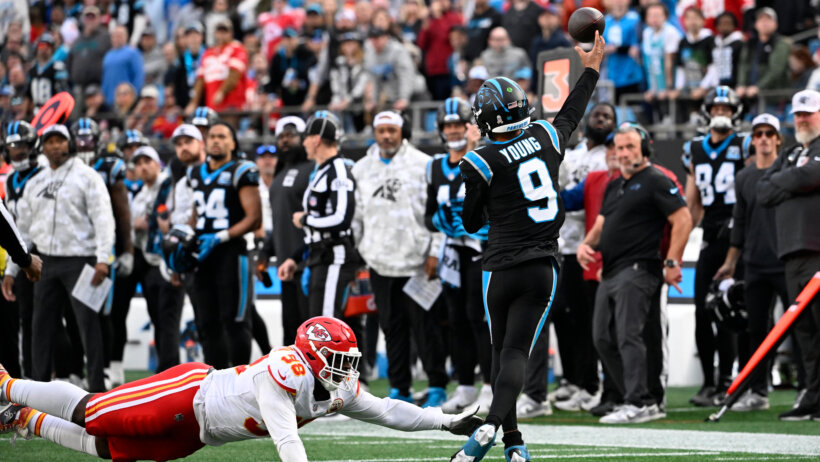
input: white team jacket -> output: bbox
[351,141,441,277]
[193,346,452,462]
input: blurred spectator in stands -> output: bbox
[268,28,316,110]
[149,86,182,140]
[127,85,160,133]
[258,0,304,62]
[84,84,110,120]
[641,2,680,115]
[674,0,744,32]
[140,26,166,86]
[766,1,815,37]
[790,46,816,91]
[303,3,328,41]
[0,3,29,45]
[188,18,248,116]
[67,5,111,95]
[669,7,712,104]
[243,30,261,58]
[502,0,543,51]
[205,0,232,47]
[371,7,401,41]
[480,27,530,80]
[603,0,643,102]
[28,2,46,42]
[329,31,367,132]
[702,11,743,90]
[9,92,28,121]
[465,64,488,104]
[113,82,137,119]
[530,5,571,90]
[7,65,25,97]
[49,3,65,29]
[447,25,469,94]
[0,85,11,123]
[355,0,374,36]
[398,0,426,44]
[27,32,69,113]
[737,8,791,101]
[418,0,463,100]
[514,67,535,101]
[364,27,419,113]
[103,26,144,108]
[465,0,501,63]
[170,0,206,45]
[1,21,28,62]
[246,52,271,117]
[168,23,204,110]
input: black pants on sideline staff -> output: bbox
[191,242,253,369]
[593,264,662,406]
[742,268,789,396]
[783,251,820,409]
[14,273,35,377]
[483,257,557,431]
[443,246,491,386]
[694,235,737,389]
[280,275,308,346]
[0,294,20,377]
[33,255,105,391]
[370,269,448,394]
[109,251,149,367]
[141,262,185,372]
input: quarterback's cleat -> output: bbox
[0,404,28,435]
[505,445,531,462]
[442,404,482,436]
[450,423,496,462]
[388,388,414,404]
[422,387,447,408]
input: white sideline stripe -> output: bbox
[86,367,210,406]
[298,420,820,456]
[86,381,202,422]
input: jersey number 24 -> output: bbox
[518,158,559,223]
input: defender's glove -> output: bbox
[442,404,483,436]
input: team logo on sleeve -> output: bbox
[307,324,332,342]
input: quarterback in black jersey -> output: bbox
[188,121,262,369]
[424,97,493,414]
[681,86,750,406]
[452,33,605,462]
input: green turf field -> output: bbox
[1,372,819,461]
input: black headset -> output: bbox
[619,122,653,158]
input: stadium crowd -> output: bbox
[0,0,818,445]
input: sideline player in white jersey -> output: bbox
[0,317,481,461]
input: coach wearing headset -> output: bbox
[577,124,692,424]
[11,124,115,392]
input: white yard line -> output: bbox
[299,420,820,456]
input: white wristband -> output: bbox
[216,230,230,243]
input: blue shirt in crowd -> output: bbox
[604,10,644,89]
[102,46,145,105]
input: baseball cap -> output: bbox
[140,85,160,99]
[338,31,363,43]
[215,17,233,30]
[37,32,55,47]
[756,7,777,22]
[41,124,71,142]
[790,90,820,114]
[275,116,306,136]
[306,4,323,15]
[141,25,156,37]
[514,67,533,80]
[132,146,161,164]
[185,22,204,35]
[373,111,404,128]
[336,9,356,23]
[84,84,102,97]
[751,113,781,132]
[282,27,299,38]
[368,27,388,38]
[83,5,101,16]
[468,65,489,81]
[172,124,203,142]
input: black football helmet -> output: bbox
[4,121,38,170]
[70,117,101,164]
[117,129,149,150]
[705,279,747,332]
[472,77,532,137]
[437,97,472,150]
[188,106,219,128]
[305,110,343,142]
[701,86,742,132]
[162,224,199,273]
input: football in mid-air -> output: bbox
[568,7,605,43]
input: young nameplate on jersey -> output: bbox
[0,317,483,462]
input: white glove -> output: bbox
[442,404,483,436]
[115,252,134,277]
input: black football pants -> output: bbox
[742,267,789,396]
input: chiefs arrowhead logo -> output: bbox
[306,324,332,342]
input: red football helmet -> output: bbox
[295,317,361,392]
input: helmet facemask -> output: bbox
[306,341,361,392]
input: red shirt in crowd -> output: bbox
[259,9,304,62]
[197,40,249,112]
[677,0,747,31]
[581,164,683,281]
[417,11,463,77]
